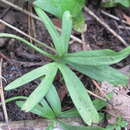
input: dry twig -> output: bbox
[81,33,91,50]
[119,25,130,31]
[87,89,106,101]
[84,7,128,47]
[0,59,9,129]
[101,10,130,26]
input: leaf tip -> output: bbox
[5,85,12,91]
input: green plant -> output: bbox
[101,0,130,7]
[106,117,128,130]
[1,93,107,129]
[33,0,86,32]
[0,6,130,125]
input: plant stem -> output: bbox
[0,33,56,60]
[0,96,27,105]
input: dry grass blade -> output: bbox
[27,4,36,45]
[87,89,106,101]
[0,58,9,129]
[101,10,130,26]
[92,80,110,101]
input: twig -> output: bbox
[84,7,128,47]
[0,0,83,44]
[28,4,36,44]
[81,33,91,50]
[119,25,130,31]
[0,19,55,52]
[87,89,106,102]
[0,52,10,62]
[0,59,9,129]
[0,7,11,19]
[79,75,106,101]
[101,10,129,26]
[92,80,108,98]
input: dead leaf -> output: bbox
[123,13,130,25]
[101,66,130,129]
[52,18,61,28]
[58,85,67,102]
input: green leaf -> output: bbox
[102,0,130,8]
[70,63,128,85]
[21,63,58,112]
[106,117,128,130]
[40,99,56,119]
[34,7,62,55]
[34,0,85,18]
[93,93,113,111]
[73,13,86,32]
[60,11,72,54]
[99,113,105,122]
[59,108,79,118]
[106,124,116,130]
[59,121,106,130]
[46,85,61,115]
[34,0,86,32]
[59,98,108,118]
[5,63,56,90]
[58,64,99,125]
[93,99,107,111]
[16,100,55,119]
[64,47,130,65]
[16,101,46,117]
[116,117,128,128]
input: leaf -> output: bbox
[59,121,106,130]
[5,63,56,90]
[123,13,130,25]
[34,0,85,18]
[70,63,128,85]
[116,117,128,127]
[93,93,112,111]
[59,108,79,118]
[45,85,61,115]
[59,98,108,118]
[21,63,58,112]
[40,99,56,119]
[58,64,99,125]
[60,11,72,54]
[99,113,105,122]
[16,100,55,119]
[73,13,86,32]
[34,0,86,32]
[93,99,107,111]
[102,0,130,8]
[16,101,47,117]
[34,7,62,55]
[64,47,130,65]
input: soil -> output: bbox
[0,0,130,124]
